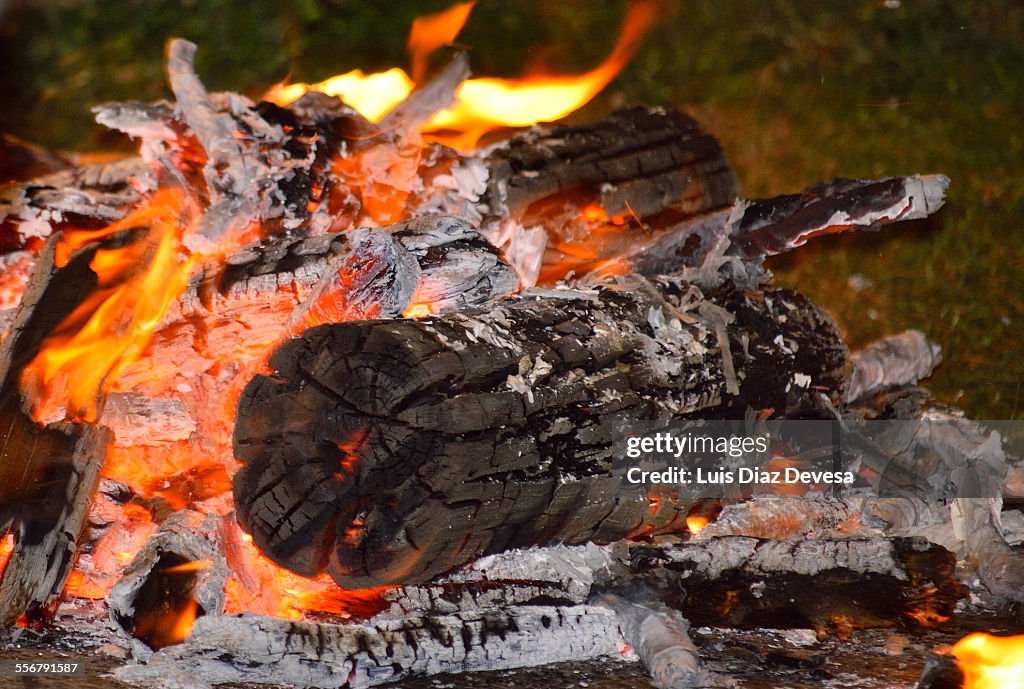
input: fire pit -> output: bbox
[1,3,1022,688]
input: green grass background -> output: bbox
[1,0,1021,419]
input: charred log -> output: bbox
[483,106,737,223]
[233,279,848,588]
[115,605,624,689]
[630,536,964,638]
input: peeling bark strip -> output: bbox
[728,174,949,259]
[115,606,623,689]
[233,279,848,588]
[638,536,963,637]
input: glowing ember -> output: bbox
[686,515,710,536]
[267,1,656,149]
[0,532,14,576]
[402,302,434,319]
[952,633,1024,689]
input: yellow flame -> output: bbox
[266,68,414,123]
[952,633,1024,689]
[23,188,198,422]
[266,1,657,149]
[402,302,434,319]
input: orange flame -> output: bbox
[0,532,14,576]
[266,1,656,149]
[162,559,212,574]
[22,189,199,422]
[162,598,199,647]
[424,0,657,149]
[952,633,1024,689]
[408,1,476,83]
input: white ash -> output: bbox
[115,606,624,689]
[846,330,942,403]
[440,543,620,599]
[595,595,707,689]
[663,536,904,580]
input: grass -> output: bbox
[1,0,1021,418]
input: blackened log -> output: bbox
[483,106,737,222]
[233,279,848,588]
[633,536,964,638]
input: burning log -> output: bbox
[233,277,848,588]
[0,235,113,625]
[107,511,228,654]
[81,214,518,444]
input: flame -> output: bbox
[220,519,388,620]
[169,599,199,645]
[22,189,199,422]
[686,515,710,536]
[408,1,476,83]
[267,1,656,149]
[267,69,414,123]
[0,532,14,576]
[130,591,200,649]
[162,559,212,574]
[424,0,657,149]
[402,302,434,319]
[952,633,1024,689]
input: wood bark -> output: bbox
[233,279,848,588]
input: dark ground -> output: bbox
[1,0,1022,419]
